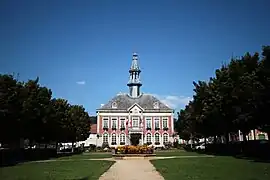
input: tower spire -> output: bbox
[127,53,142,97]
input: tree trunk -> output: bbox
[214,136,217,144]
[225,133,230,145]
[243,132,247,142]
[55,142,58,152]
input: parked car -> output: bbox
[195,143,205,150]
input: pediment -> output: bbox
[127,103,144,113]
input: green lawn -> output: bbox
[155,150,203,157]
[57,152,112,160]
[0,160,114,180]
[151,156,270,180]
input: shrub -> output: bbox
[116,145,154,154]
[146,142,152,145]
[101,142,109,149]
[155,142,160,145]
[164,142,173,149]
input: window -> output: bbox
[153,102,159,109]
[154,117,160,128]
[112,102,117,108]
[112,118,117,129]
[155,133,160,142]
[163,133,169,143]
[146,117,152,128]
[112,134,116,145]
[120,133,125,143]
[120,118,125,128]
[103,133,108,143]
[146,133,152,143]
[132,117,139,127]
[103,118,108,128]
[162,118,168,128]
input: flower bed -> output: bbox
[115,145,154,154]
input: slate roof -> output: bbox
[97,93,173,112]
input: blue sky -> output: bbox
[1,0,270,115]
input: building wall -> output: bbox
[97,111,174,147]
[238,129,269,141]
[78,134,103,147]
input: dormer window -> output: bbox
[112,102,117,109]
[153,102,159,109]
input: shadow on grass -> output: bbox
[1,149,82,167]
[72,177,89,180]
[186,149,270,163]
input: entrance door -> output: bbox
[130,134,141,146]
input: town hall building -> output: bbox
[96,53,174,147]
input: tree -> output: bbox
[90,116,97,124]
[257,46,270,137]
[0,74,91,149]
[175,46,270,144]
[0,74,24,146]
[21,78,53,144]
[67,105,90,142]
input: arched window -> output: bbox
[112,133,116,145]
[146,133,152,143]
[120,133,125,143]
[103,133,108,143]
[112,102,117,108]
[155,133,160,143]
[163,133,169,143]
[153,102,159,109]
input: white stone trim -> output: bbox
[127,103,145,111]
[171,114,174,133]
[97,112,100,134]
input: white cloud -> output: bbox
[151,94,193,110]
[76,81,86,85]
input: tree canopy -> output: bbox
[176,46,270,142]
[0,75,91,147]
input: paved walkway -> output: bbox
[98,155,214,180]
[99,159,164,180]
[28,155,214,180]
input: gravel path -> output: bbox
[99,159,164,180]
